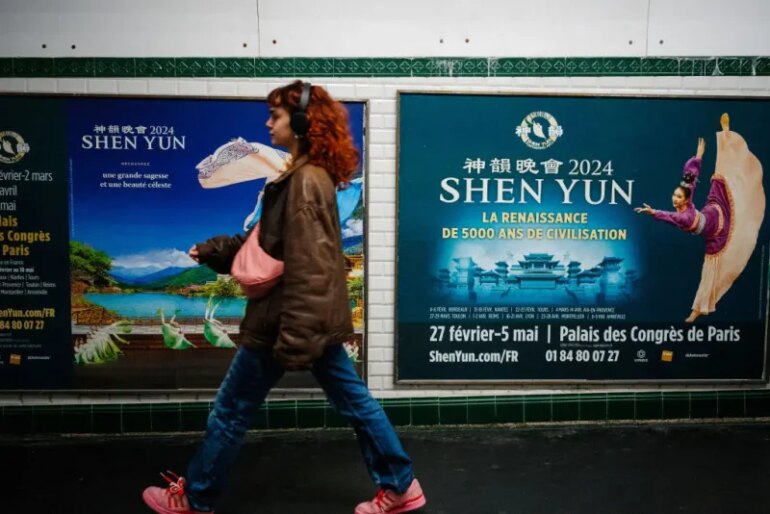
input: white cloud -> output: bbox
[112,248,197,270]
[342,218,363,239]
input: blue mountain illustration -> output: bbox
[342,234,364,252]
[343,234,363,249]
[110,266,189,285]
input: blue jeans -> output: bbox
[185,344,414,512]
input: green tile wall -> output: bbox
[2,390,769,435]
[1,57,768,78]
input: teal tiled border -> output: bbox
[2,390,769,434]
[1,57,769,78]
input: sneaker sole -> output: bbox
[354,494,426,514]
[142,489,215,514]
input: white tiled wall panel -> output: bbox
[1,0,769,58]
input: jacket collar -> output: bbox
[270,154,309,186]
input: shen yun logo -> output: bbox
[0,131,30,164]
[515,111,563,150]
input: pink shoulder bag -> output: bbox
[230,222,284,299]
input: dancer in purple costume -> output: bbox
[636,114,765,323]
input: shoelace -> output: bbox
[374,489,395,509]
[160,470,187,508]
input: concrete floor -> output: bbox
[4,421,770,514]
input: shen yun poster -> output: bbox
[0,95,365,390]
[396,92,769,383]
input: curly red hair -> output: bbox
[267,80,360,185]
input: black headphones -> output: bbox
[290,81,312,137]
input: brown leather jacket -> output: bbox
[196,156,354,370]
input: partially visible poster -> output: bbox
[0,94,366,390]
[397,92,769,383]
[0,97,71,389]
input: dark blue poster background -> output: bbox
[397,92,770,382]
[0,97,70,388]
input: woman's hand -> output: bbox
[696,137,705,159]
[189,245,201,263]
[634,203,655,215]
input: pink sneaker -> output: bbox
[142,471,213,514]
[354,478,426,514]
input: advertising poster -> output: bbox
[0,97,70,389]
[0,94,366,390]
[397,92,769,383]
